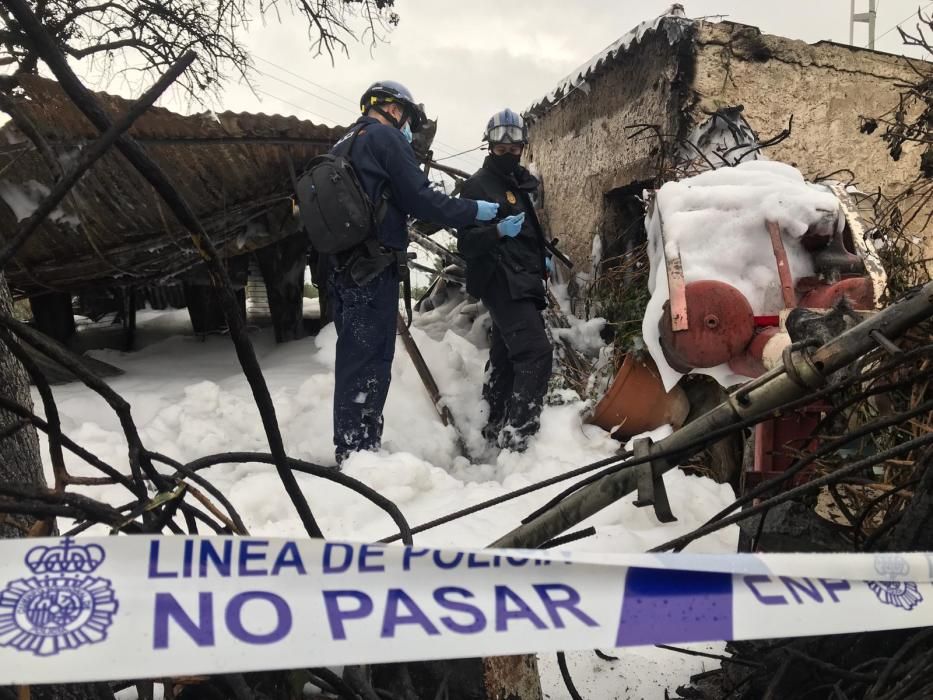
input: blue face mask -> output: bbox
[400,122,413,144]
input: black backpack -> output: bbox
[294,127,386,255]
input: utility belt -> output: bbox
[337,238,413,326]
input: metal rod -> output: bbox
[766,220,797,308]
[492,280,933,548]
[396,312,468,457]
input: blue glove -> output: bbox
[545,256,555,276]
[475,200,499,222]
[497,212,525,238]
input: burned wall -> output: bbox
[525,28,694,274]
[527,18,931,279]
[691,22,928,241]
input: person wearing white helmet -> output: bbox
[456,108,553,453]
[326,80,500,465]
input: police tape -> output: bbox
[0,536,931,685]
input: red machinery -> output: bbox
[654,185,880,490]
[588,183,883,496]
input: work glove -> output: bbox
[545,256,555,276]
[475,200,499,222]
[497,212,525,238]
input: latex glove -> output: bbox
[475,200,499,222]
[497,212,525,238]
[545,256,555,276]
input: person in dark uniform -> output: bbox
[328,80,499,465]
[457,109,553,452]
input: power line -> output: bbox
[255,69,357,118]
[433,144,485,162]
[255,56,358,109]
[253,88,342,125]
[256,69,479,167]
[252,84,482,171]
[252,52,484,167]
[870,0,933,46]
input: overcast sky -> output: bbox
[125,1,933,174]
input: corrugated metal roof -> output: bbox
[524,7,692,120]
[0,75,347,295]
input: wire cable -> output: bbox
[870,1,933,46]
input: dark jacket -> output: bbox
[457,157,547,306]
[331,116,478,251]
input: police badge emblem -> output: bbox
[867,553,924,612]
[0,538,118,656]
[506,191,517,205]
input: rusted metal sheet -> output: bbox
[766,220,797,308]
[0,75,346,295]
[655,198,688,332]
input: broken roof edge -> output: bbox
[524,5,692,121]
[525,7,932,123]
[1,73,347,144]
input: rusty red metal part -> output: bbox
[798,277,874,310]
[728,326,784,378]
[659,280,755,371]
[766,219,797,308]
[659,224,689,332]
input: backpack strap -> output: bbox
[343,125,392,230]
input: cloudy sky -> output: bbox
[94,1,932,175]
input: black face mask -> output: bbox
[489,152,521,177]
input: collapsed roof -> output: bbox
[0,75,346,296]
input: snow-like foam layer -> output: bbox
[36,307,737,696]
[643,160,842,391]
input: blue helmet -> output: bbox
[360,80,427,132]
[483,108,527,144]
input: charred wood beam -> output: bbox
[0,89,62,177]
[2,0,324,538]
[0,51,197,270]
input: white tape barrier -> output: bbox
[0,536,931,685]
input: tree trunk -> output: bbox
[0,274,111,700]
[0,273,47,539]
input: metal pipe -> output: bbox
[492,281,933,548]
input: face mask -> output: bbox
[490,152,520,176]
[400,122,413,144]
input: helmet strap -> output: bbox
[371,103,404,129]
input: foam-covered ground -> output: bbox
[37,305,738,698]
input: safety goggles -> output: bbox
[486,124,526,144]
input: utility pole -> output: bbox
[850,0,878,48]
